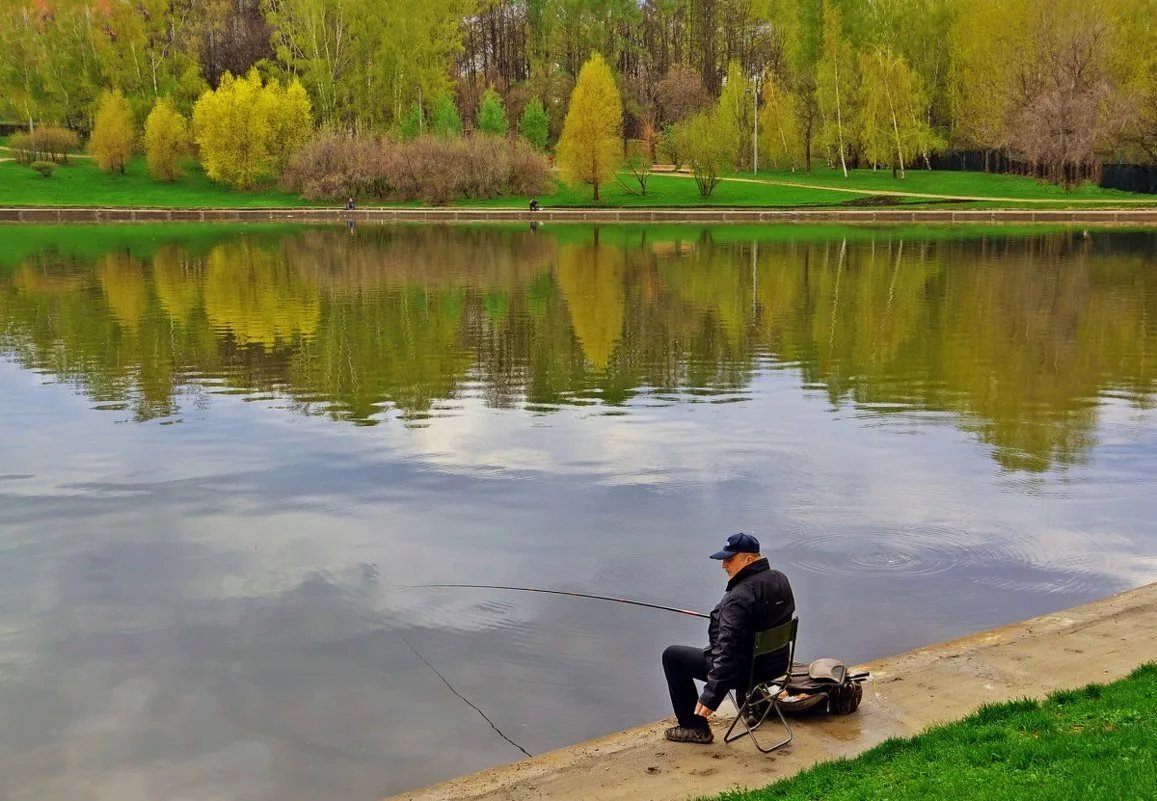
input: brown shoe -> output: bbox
[664,725,714,744]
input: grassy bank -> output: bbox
[1,153,1153,210]
[705,662,1157,801]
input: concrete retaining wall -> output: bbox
[1,206,1156,225]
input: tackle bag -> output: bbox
[747,658,867,718]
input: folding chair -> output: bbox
[724,616,798,753]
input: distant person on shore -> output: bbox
[661,533,795,744]
[345,197,356,210]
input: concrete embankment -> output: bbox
[1,206,1157,224]
[386,581,1157,801]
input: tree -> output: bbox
[432,92,463,137]
[557,53,623,201]
[90,89,136,173]
[816,0,856,176]
[656,62,710,125]
[717,61,753,170]
[477,88,509,135]
[857,48,942,177]
[193,69,311,188]
[264,78,314,171]
[398,101,424,140]
[144,96,191,181]
[519,96,550,150]
[759,74,804,170]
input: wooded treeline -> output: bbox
[2,0,1156,179]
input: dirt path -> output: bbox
[386,581,1157,801]
[660,170,1157,205]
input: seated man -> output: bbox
[661,533,795,743]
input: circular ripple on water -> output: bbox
[775,522,1024,579]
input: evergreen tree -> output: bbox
[432,92,463,137]
[519,97,550,150]
[477,88,509,135]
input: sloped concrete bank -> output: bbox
[387,581,1157,801]
[1,206,1156,224]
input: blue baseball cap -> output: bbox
[709,532,761,560]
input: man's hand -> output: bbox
[694,702,716,719]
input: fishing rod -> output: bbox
[401,583,710,620]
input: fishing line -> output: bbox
[399,631,533,758]
[401,583,710,619]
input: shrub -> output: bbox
[9,128,79,166]
[30,160,56,178]
[144,97,191,181]
[282,131,553,205]
[8,133,36,166]
[90,89,136,173]
[679,110,736,197]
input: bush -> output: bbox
[679,110,736,197]
[144,97,191,181]
[8,127,79,165]
[90,89,136,173]
[8,133,36,166]
[30,160,56,178]
[282,131,553,205]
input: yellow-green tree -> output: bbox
[144,97,191,181]
[264,78,313,172]
[759,73,804,171]
[815,0,856,177]
[193,70,312,188]
[857,48,942,177]
[557,53,622,201]
[89,88,136,173]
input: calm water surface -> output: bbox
[1,223,1155,800]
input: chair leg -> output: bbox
[724,687,792,753]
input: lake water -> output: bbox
[1,223,1155,800]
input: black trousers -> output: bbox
[662,645,746,729]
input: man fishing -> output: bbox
[661,533,795,744]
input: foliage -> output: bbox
[656,63,711,125]
[398,101,424,140]
[815,0,856,176]
[192,70,313,188]
[432,92,464,138]
[477,88,509,135]
[282,132,553,204]
[678,110,737,197]
[759,74,804,171]
[857,47,943,177]
[8,127,80,165]
[557,53,623,201]
[144,97,191,181]
[717,62,754,171]
[89,89,136,174]
[30,160,56,178]
[519,97,550,150]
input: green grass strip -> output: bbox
[704,662,1157,801]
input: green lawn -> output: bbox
[704,662,1157,801]
[0,154,316,208]
[0,153,1152,209]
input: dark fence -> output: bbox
[0,122,26,136]
[1101,164,1157,194]
[928,149,1156,195]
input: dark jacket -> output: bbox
[699,558,795,710]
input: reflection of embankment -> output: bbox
[0,229,1153,470]
[288,227,557,293]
